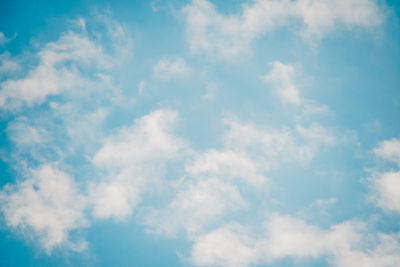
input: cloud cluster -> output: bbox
[143,115,335,253]
[90,109,186,220]
[371,138,400,213]
[0,15,134,251]
[0,33,107,109]
[183,0,384,59]
[0,16,131,111]
[191,214,400,267]
[0,4,398,267]
[0,165,87,252]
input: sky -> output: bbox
[0,0,400,266]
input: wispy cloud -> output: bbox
[153,58,192,80]
[190,214,400,267]
[183,0,384,59]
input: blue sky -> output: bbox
[0,0,400,266]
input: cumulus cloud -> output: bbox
[191,223,258,267]
[374,138,400,167]
[0,14,135,253]
[144,178,244,236]
[153,58,191,80]
[0,15,132,111]
[0,32,109,109]
[190,214,400,267]
[372,171,400,213]
[183,0,384,59]
[90,109,186,220]
[89,181,139,220]
[370,138,400,213]
[0,165,88,252]
[262,61,301,105]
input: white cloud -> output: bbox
[0,14,132,111]
[300,99,331,117]
[370,138,400,213]
[186,149,267,186]
[0,32,108,110]
[0,165,87,252]
[191,223,258,267]
[144,178,244,237]
[296,0,384,39]
[372,170,400,213]
[89,181,139,220]
[183,0,383,59]
[262,61,301,105]
[0,32,11,46]
[224,119,333,166]
[262,61,332,119]
[61,106,109,151]
[262,214,400,267]
[185,118,334,189]
[76,17,86,31]
[90,109,186,220]
[144,117,335,243]
[296,123,335,145]
[6,118,45,147]
[153,58,191,80]
[0,52,20,74]
[190,214,400,267]
[374,138,400,167]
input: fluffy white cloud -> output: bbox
[262,61,301,105]
[0,17,133,252]
[0,32,107,109]
[183,0,383,59]
[0,15,132,111]
[370,138,400,213]
[190,214,400,267]
[0,165,88,252]
[89,181,139,220]
[144,178,244,236]
[372,171,400,213]
[90,109,186,220]
[191,223,258,267]
[153,58,191,80]
[374,138,400,167]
